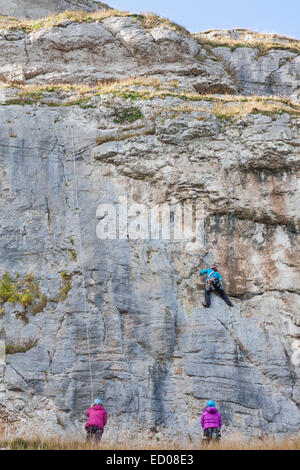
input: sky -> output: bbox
[107,0,300,38]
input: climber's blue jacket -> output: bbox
[200,269,223,282]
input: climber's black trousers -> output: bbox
[205,282,232,307]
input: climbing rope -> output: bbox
[71,127,94,403]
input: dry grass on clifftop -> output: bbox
[0,9,128,32]
[0,9,190,36]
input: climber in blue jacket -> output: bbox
[200,266,233,308]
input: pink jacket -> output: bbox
[201,407,222,429]
[85,405,107,430]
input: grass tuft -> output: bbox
[5,338,38,355]
[30,295,48,315]
[138,12,190,36]
[95,127,155,146]
[113,107,144,124]
[59,271,72,302]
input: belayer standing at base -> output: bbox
[201,400,222,440]
[85,398,107,443]
[200,266,233,308]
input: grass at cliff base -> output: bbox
[1,434,300,450]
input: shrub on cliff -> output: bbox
[0,272,46,311]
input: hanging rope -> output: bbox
[71,127,94,403]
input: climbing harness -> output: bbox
[206,271,223,290]
[72,127,94,403]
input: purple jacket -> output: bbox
[201,407,222,429]
[85,405,107,430]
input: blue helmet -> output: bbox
[94,398,103,405]
[207,400,216,408]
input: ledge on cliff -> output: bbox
[1,79,299,117]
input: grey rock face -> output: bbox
[0,0,109,19]
[0,92,299,441]
[213,46,300,101]
[194,30,300,101]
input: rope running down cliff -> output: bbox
[72,126,94,403]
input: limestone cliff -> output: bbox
[0,5,299,442]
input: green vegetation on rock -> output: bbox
[113,107,144,123]
[60,271,72,302]
[0,272,46,311]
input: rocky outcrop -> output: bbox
[0,0,109,19]
[1,12,299,100]
[213,47,299,100]
[0,17,236,93]
[195,30,300,101]
[0,85,299,440]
